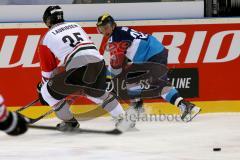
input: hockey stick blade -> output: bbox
[28,125,122,135]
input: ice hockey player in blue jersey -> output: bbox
[0,95,28,136]
[96,13,201,122]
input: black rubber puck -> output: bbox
[213,148,221,151]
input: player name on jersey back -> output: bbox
[51,24,78,35]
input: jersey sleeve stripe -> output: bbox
[0,104,8,122]
[41,69,57,79]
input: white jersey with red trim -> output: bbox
[0,95,8,122]
[38,22,102,82]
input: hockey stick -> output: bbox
[28,124,122,135]
[16,98,40,112]
[24,98,71,124]
[25,107,56,124]
[22,98,122,134]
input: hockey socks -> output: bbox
[0,96,8,122]
[161,87,183,106]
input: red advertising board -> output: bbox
[0,22,239,106]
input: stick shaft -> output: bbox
[16,98,40,112]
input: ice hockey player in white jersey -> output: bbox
[0,95,28,136]
[37,6,136,132]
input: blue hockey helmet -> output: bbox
[96,13,115,27]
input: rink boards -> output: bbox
[0,18,239,114]
[8,101,240,119]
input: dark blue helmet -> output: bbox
[96,13,115,26]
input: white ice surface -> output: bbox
[0,113,240,160]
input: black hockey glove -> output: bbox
[0,112,28,136]
[37,82,49,105]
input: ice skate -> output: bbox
[178,100,201,122]
[115,106,138,132]
[56,118,80,132]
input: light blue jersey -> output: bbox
[109,26,164,63]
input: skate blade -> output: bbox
[182,107,201,122]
